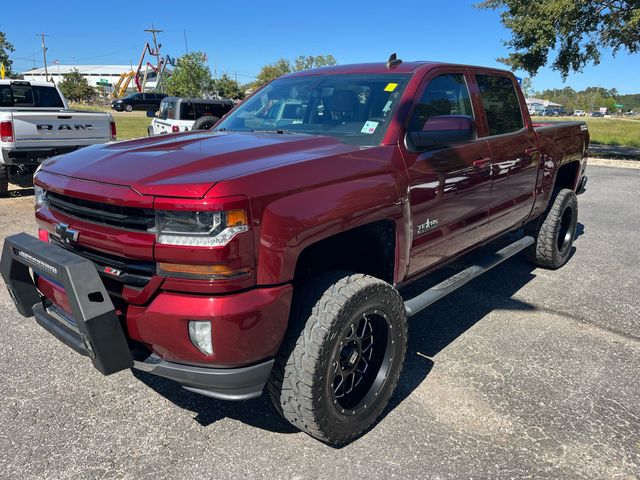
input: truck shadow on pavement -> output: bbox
[134,230,583,443]
[6,187,35,198]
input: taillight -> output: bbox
[1,121,14,142]
[110,121,117,140]
[172,125,180,133]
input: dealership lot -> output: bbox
[0,165,638,479]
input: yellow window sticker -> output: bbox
[384,83,398,92]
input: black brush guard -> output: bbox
[1,233,133,375]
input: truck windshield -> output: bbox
[214,73,411,146]
[0,84,64,108]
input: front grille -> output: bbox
[46,191,155,231]
[50,236,155,289]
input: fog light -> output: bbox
[188,320,213,355]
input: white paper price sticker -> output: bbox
[361,121,379,134]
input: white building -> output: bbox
[525,97,563,114]
[22,64,160,92]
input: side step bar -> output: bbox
[404,235,534,317]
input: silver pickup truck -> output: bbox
[0,80,115,196]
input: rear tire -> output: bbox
[0,164,8,197]
[268,271,407,445]
[527,188,578,269]
[192,115,220,130]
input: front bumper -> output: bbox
[1,233,290,400]
[133,354,274,400]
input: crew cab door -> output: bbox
[399,69,493,277]
[473,72,539,236]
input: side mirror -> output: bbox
[406,115,476,152]
[146,110,156,118]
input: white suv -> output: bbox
[148,97,235,135]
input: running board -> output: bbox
[404,236,534,317]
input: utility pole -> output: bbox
[183,29,189,54]
[37,33,50,82]
[144,24,163,91]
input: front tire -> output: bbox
[527,188,578,269]
[268,272,407,445]
[124,104,133,112]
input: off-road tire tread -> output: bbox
[267,271,406,445]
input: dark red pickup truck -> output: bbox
[1,58,588,445]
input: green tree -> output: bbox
[478,0,640,78]
[58,69,95,103]
[293,54,337,71]
[521,77,534,97]
[0,31,16,78]
[165,51,214,97]
[214,73,244,100]
[254,58,292,87]
[253,55,339,88]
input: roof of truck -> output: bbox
[0,79,58,88]
[285,61,512,77]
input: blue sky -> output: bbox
[5,0,639,94]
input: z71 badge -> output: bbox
[416,219,439,235]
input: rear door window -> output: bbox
[475,75,524,136]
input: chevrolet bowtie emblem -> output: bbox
[54,223,80,244]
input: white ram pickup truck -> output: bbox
[0,80,115,196]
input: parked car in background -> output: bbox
[542,107,567,117]
[0,80,115,197]
[590,111,604,117]
[111,92,167,112]
[573,109,586,117]
[148,97,235,135]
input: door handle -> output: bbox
[473,157,492,168]
[524,146,538,156]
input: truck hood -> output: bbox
[39,131,360,198]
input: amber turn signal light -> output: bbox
[158,263,250,279]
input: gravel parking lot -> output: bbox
[1,165,638,479]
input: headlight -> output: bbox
[34,185,46,206]
[155,209,249,247]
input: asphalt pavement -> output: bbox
[0,165,638,479]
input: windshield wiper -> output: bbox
[250,129,299,135]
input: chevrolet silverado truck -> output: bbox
[1,58,588,445]
[0,80,116,196]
